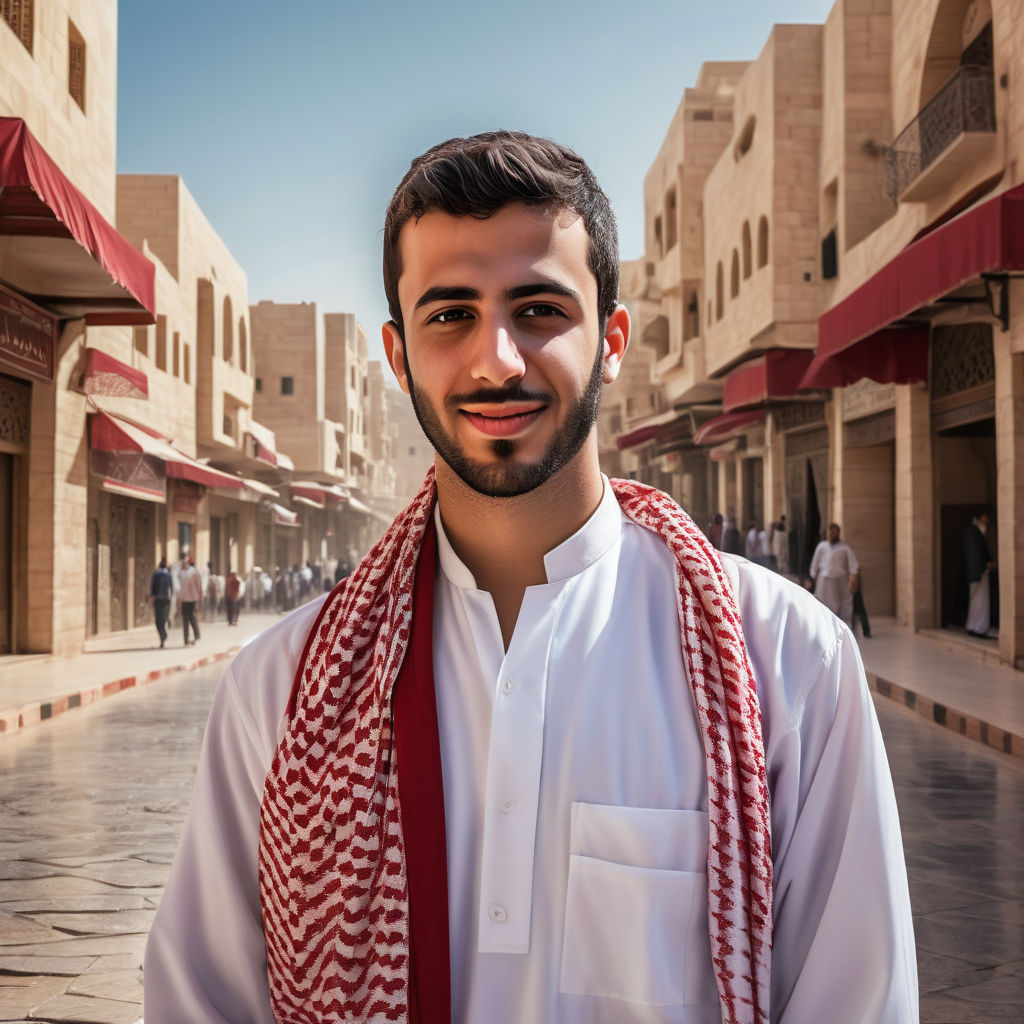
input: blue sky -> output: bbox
[117,0,834,365]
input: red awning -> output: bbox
[291,481,328,504]
[800,327,930,388]
[616,424,662,450]
[722,349,815,412]
[269,502,299,526]
[819,183,1024,358]
[89,410,243,490]
[81,348,148,399]
[693,409,765,447]
[0,117,155,325]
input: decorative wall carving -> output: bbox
[775,402,826,434]
[785,426,830,458]
[844,411,896,448]
[0,374,30,451]
[843,379,895,422]
[931,323,995,400]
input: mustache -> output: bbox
[445,383,552,410]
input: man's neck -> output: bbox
[434,449,605,650]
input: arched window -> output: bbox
[742,221,752,279]
[715,262,724,321]
[223,296,234,364]
[707,301,713,328]
[730,250,740,298]
[757,216,769,269]
[239,317,248,373]
[1,1,34,53]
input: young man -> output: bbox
[144,132,917,1023]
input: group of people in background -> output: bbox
[706,512,790,575]
[147,547,362,649]
[704,512,870,638]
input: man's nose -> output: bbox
[470,316,526,386]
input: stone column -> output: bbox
[894,383,933,630]
[995,319,1024,667]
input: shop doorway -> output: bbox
[936,417,996,629]
[785,443,828,580]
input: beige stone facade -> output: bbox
[609,0,1024,670]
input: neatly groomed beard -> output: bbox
[406,338,605,499]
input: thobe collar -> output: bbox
[433,475,622,590]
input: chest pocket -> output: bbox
[559,802,719,1011]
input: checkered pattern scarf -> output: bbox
[259,467,772,1023]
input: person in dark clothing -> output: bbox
[149,558,173,648]
[852,572,871,638]
[956,514,997,636]
[225,570,242,626]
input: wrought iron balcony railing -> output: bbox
[884,65,996,203]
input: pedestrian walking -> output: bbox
[809,523,860,626]
[224,570,242,626]
[179,558,203,645]
[148,558,173,648]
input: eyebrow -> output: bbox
[413,280,583,311]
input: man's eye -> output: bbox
[520,303,566,318]
[428,309,472,325]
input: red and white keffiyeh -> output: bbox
[259,468,772,1023]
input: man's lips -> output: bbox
[460,403,546,438]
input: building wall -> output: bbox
[251,301,326,474]
[0,0,119,217]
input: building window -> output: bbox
[223,296,234,364]
[730,249,740,298]
[734,116,756,160]
[281,376,294,395]
[821,228,838,279]
[715,262,724,321]
[255,376,262,393]
[133,325,149,357]
[183,344,191,384]
[757,216,770,268]
[68,20,85,111]
[155,315,167,372]
[173,331,181,377]
[653,216,663,258]
[2,1,33,53]
[664,188,678,251]
[742,221,752,279]
[408,446,416,456]
[239,318,247,373]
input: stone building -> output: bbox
[385,388,433,507]
[611,0,1024,667]
[251,302,394,562]
[0,0,156,654]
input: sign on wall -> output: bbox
[0,284,56,382]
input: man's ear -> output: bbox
[601,304,630,384]
[382,321,410,394]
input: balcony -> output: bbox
[885,65,996,204]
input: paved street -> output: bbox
[1,666,1023,1022]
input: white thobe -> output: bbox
[144,481,917,1024]
[810,540,859,625]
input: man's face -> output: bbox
[827,525,840,544]
[383,202,628,498]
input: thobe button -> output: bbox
[502,678,514,695]
[488,903,508,923]
[500,798,517,815]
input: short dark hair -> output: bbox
[383,130,620,336]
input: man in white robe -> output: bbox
[809,522,860,627]
[144,132,917,1024]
